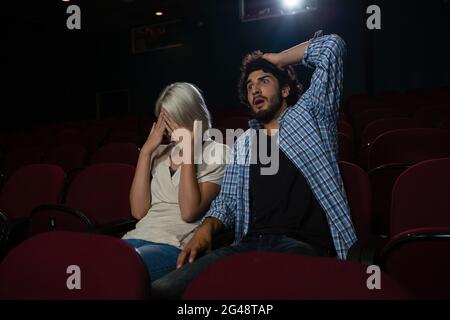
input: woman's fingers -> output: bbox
[162,110,180,131]
[149,122,156,135]
[164,120,173,136]
[165,119,176,136]
[155,115,162,129]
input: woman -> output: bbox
[122,82,230,282]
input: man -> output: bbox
[152,31,357,299]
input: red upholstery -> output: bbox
[0,164,65,220]
[215,116,249,131]
[65,163,135,225]
[214,116,250,141]
[344,95,392,118]
[28,205,96,236]
[1,147,42,176]
[0,130,34,151]
[368,128,450,170]
[353,108,405,137]
[338,133,355,162]
[90,143,139,167]
[0,212,8,260]
[183,252,410,300]
[361,117,423,147]
[380,227,450,299]
[55,128,82,146]
[437,116,450,131]
[0,231,150,299]
[43,144,88,173]
[113,116,139,133]
[390,158,450,237]
[339,161,373,240]
[413,105,450,127]
[104,131,141,146]
[369,165,410,236]
[338,120,354,139]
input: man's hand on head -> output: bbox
[262,53,283,68]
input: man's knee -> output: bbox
[151,276,182,300]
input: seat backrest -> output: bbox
[1,147,42,176]
[182,252,410,300]
[0,212,9,261]
[113,116,139,133]
[338,133,355,162]
[339,161,372,240]
[413,105,450,127]
[0,231,150,299]
[65,163,135,225]
[390,158,450,237]
[214,116,250,131]
[56,128,82,146]
[368,128,450,170]
[369,165,410,236]
[338,120,354,139]
[361,117,423,146]
[381,227,450,299]
[90,143,139,167]
[43,144,88,173]
[353,108,405,136]
[0,164,65,220]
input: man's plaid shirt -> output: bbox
[204,31,357,259]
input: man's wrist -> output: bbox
[202,216,223,236]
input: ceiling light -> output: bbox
[282,0,302,9]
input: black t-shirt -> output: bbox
[248,132,334,253]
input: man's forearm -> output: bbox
[277,40,310,67]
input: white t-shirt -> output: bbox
[122,140,230,249]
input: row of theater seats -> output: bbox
[0,109,251,186]
[0,163,137,261]
[0,142,139,184]
[0,232,409,300]
[1,90,449,299]
[334,88,450,299]
[0,107,250,156]
[0,157,449,299]
[338,87,449,150]
[337,87,450,236]
[339,127,450,235]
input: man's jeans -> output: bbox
[151,234,333,299]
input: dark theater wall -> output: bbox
[125,0,368,117]
[370,0,450,94]
[2,0,449,128]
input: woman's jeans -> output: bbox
[124,239,181,282]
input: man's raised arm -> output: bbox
[263,31,346,122]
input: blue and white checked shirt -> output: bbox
[205,31,357,259]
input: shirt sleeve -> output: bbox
[196,142,231,185]
[201,142,239,229]
[300,30,346,124]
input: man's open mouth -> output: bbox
[253,97,265,108]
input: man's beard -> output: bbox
[250,92,283,124]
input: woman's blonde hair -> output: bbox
[155,82,212,134]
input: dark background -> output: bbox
[2,0,450,128]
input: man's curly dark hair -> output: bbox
[238,51,302,108]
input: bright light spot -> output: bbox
[282,0,302,9]
[155,11,163,16]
